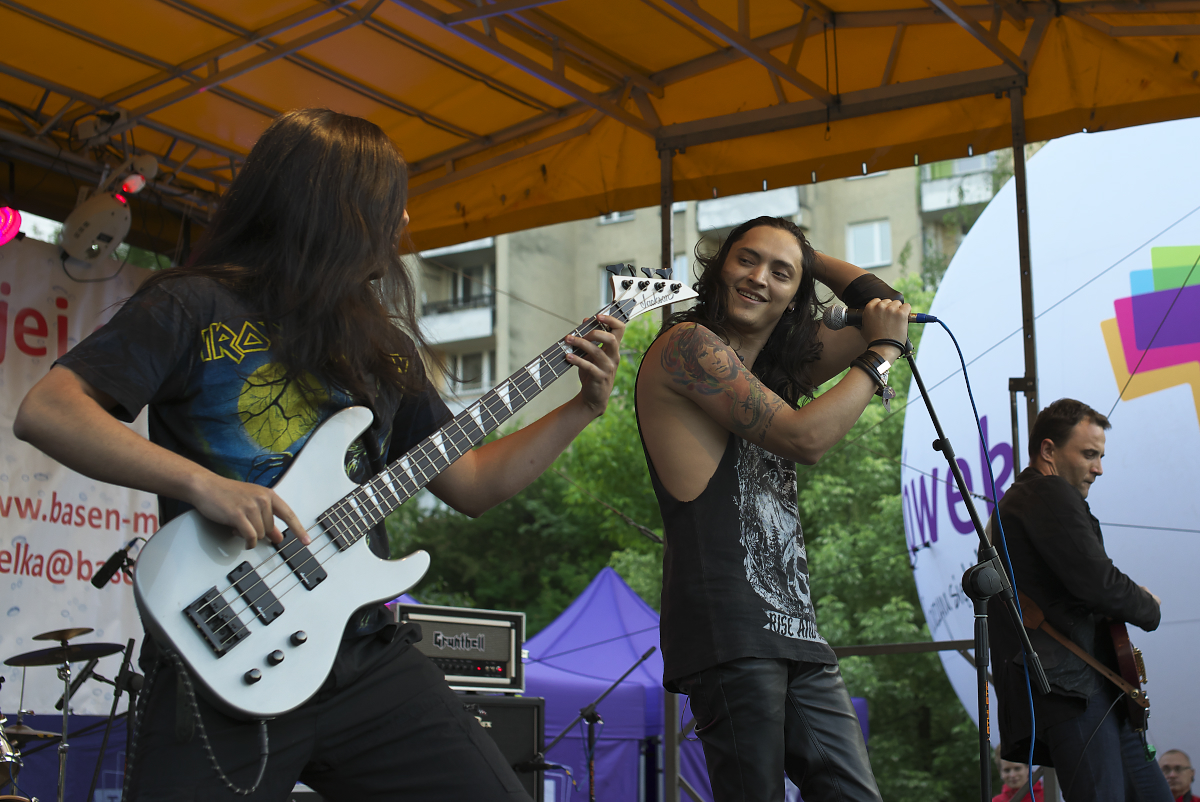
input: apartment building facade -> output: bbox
[417,156,1000,425]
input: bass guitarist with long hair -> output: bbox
[13,108,623,801]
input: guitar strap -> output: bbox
[1015,590,1146,707]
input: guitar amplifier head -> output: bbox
[393,603,525,693]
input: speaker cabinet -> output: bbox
[461,694,545,802]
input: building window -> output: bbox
[598,210,636,225]
[846,220,892,268]
[450,350,495,395]
[673,253,690,282]
[454,264,491,302]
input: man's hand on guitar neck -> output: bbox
[564,313,625,417]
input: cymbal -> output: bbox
[32,627,93,643]
[3,642,122,667]
[2,723,61,745]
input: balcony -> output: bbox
[420,295,495,346]
[697,187,803,232]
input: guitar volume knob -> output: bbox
[290,631,307,646]
[244,668,262,684]
[268,650,285,666]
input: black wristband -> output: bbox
[851,353,898,412]
[842,274,904,309]
[851,354,887,389]
[869,338,910,356]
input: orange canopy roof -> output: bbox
[1,0,1198,250]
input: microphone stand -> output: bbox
[529,646,656,802]
[902,347,1050,802]
[86,639,142,802]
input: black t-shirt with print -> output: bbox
[57,275,453,688]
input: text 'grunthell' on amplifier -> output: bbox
[393,604,526,692]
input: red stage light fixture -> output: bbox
[0,207,21,247]
[121,174,146,194]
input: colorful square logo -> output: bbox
[1102,246,1200,419]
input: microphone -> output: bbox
[823,305,938,331]
[92,539,137,589]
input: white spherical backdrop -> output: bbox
[901,117,1200,764]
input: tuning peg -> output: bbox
[604,264,625,276]
[640,267,656,279]
[654,268,671,280]
[623,265,637,277]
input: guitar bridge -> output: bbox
[273,530,328,590]
[1133,646,1147,683]
[228,562,284,625]
[184,587,249,657]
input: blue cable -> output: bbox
[929,319,1038,799]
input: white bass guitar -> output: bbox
[133,268,695,719]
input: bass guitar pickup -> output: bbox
[228,561,284,625]
[274,530,328,590]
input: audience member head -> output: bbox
[1161,750,1194,797]
[1028,398,1111,498]
[999,759,1030,791]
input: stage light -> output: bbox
[0,207,21,247]
[121,174,146,194]
[61,192,131,262]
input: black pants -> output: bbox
[1045,686,1172,802]
[127,644,531,802]
[677,658,882,802]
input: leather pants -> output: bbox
[677,657,882,802]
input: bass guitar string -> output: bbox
[196,338,570,637]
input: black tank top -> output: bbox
[637,404,836,690]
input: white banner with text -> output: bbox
[0,235,153,716]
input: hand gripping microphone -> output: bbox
[823,305,938,331]
[92,538,137,588]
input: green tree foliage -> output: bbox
[387,280,992,799]
[385,316,665,632]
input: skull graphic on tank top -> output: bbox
[736,440,822,641]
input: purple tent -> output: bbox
[524,567,712,801]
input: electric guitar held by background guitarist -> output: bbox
[984,399,1170,802]
[11,109,680,802]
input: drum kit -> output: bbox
[1,627,138,802]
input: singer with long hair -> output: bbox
[635,216,911,801]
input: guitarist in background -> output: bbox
[13,108,623,801]
[988,398,1170,802]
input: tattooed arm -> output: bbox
[654,322,896,464]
